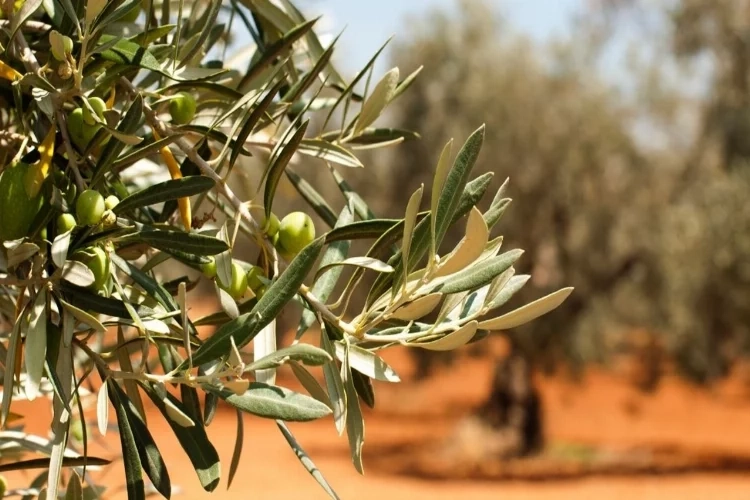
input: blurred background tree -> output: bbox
[350,0,750,454]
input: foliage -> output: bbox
[0,0,571,497]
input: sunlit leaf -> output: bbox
[477,287,575,331]
[334,343,400,383]
[207,382,332,422]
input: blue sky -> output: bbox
[298,0,580,76]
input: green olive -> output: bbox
[69,418,84,442]
[0,474,6,497]
[200,257,217,278]
[277,211,315,256]
[83,97,107,126]
[68,107,101,150]
[57,213,77,234]
[76,189,105,226]
[0,162,44,242]
[73,246,110,291]
[262,212,280,237]
[169,92,197,125]
[246,265,266,292]
[219,261,248,300]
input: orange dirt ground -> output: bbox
[8,335,750,499]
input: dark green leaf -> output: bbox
[140,383,220,492]
[108,380,145,500]
[139,228,229,256]
[264,120,309,219]
[161,81,243,101]
[60,283,155,319]
[180,385,203,426]
[227,410,244,490]
[92,95,144,185]
[96,37,162,72]
[108,381,171,498]
[229,78,286,171]
[351,370,375,409]
[281,34,337,105]
[114,177,215,215]
[0,456,110,472]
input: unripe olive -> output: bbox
[246,265,266,292]
[57,213,77,233]
[76,189,105,226]
[254,284,266,301]
[104,194,119,210]
[200,257,217,278]
[277,212,315,256]
[0,474,6,497]
[219,261,248,300]
[262,212,280,237]
[0,162,44,242]
[69,418,84,442]
[73,246,110,291]
[83,97,107,126]
[169,92,197,125]
[68,107,101,150]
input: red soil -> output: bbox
[8,335,750,499]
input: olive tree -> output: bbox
[0,0,571,497]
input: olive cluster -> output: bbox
[200,211,316,300]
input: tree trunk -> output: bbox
[476,343,544,457]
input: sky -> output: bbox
[296,0,581,76]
